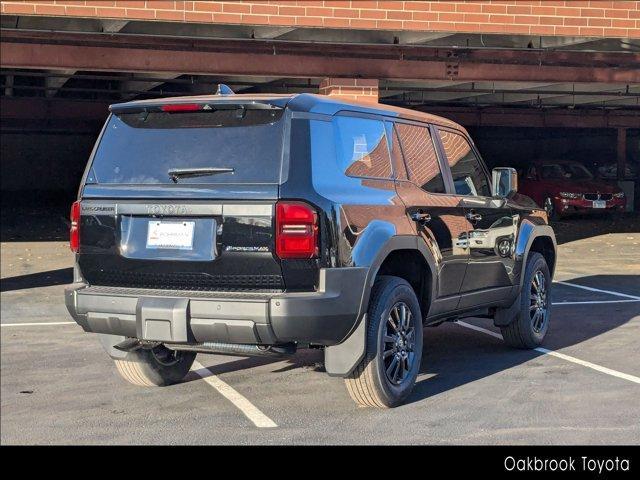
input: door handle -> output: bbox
[466,211,482,222]
[410,212,431,223]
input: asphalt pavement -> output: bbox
[1,220,638,444]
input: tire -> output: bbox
[114,344,196,387]
[345,276,424,408]
[500,252,552,349]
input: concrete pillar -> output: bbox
[617,128,627,181]
[319,78,379,103]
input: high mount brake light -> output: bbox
[275,201,318,259]
[70,201,80,253]
[160,104,202,112]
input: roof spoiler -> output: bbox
[109,100,281,114]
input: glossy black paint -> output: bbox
[79,207,284,291]
[75,92,555,333]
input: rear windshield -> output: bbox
[87,107,286,185]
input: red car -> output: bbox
[519,160,626,219]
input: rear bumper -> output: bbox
[65,267,368,347]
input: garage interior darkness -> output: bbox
[1,14,639,241]
[2,71,638,206]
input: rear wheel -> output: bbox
[114,344,196,387]
[501,252,551,349]
[345,276,423,408]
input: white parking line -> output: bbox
[556,281,640,300]
[553,299,640,305]
[456,321,640,385]
[0,321,77,327]
[191,360,277,428]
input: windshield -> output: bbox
[87,107,286,185]
[541,162,593,180]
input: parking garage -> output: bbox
[1,10,639,219]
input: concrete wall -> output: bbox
[2,1,639,38]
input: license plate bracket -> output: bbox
[146,220,195,250]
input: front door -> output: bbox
[437,128,516,309]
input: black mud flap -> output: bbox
[136,297,190,343]
[493,292,522,327]
[323,314,367,377]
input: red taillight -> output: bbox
[160,104,202,112]
[70,201,80,253]
[275,201,318,259]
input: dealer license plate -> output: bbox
[146,220,195,250]
[593,200,606,209]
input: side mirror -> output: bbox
[492,167,518,197]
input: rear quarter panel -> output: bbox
[282,115,416,272]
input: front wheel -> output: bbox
[501,252,552,349]
[345,276,423,408]
[114,344,196,387]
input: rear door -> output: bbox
[390,121,470,316]
[77,103,294,293]
[437,128,516,308]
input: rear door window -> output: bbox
[87,107,286,185]
[440,130,491,197]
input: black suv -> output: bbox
[66,92,556,408]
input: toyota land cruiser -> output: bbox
[65,90,556,408]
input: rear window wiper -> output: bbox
[168,167,234,183]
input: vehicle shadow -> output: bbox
[1,267,73,292]
[186,274,638,407]
[408,325,545,404]
[557,274,640,299]
[183,356,282,382]
[182,349,325,384]
[405,273,639,406]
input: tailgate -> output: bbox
[78,197,284,292]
